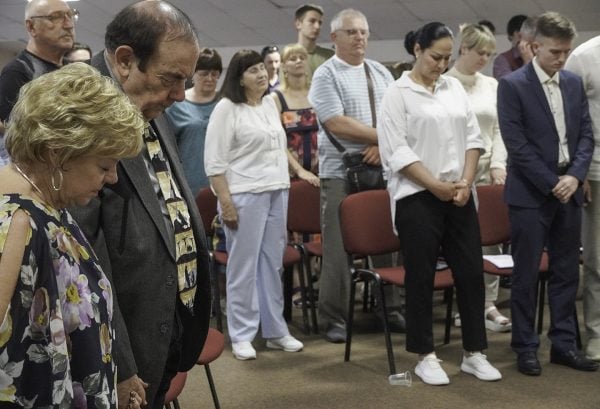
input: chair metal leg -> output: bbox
[443,287,453,345]
[302,252,319,334]
[344,270,357,363]
[282,264,294,323]
[375,277,397,376]
[293,253,310,333]
[211,257,223,333]
[204,364,221,409]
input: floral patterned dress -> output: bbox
[0,194,116,409]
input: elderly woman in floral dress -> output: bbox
[0,63,144,408]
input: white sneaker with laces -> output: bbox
[266,335,303,352]
[415,353,450,385]
[461,352,502,381]
[232,341,256,360]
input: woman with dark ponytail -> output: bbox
[377,22,502,386]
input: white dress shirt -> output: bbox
[532,57,570,165]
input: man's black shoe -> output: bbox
[550,347,599,372]
[517,351,542,376]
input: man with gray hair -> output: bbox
[498,11,597,376]
[71,2,212,407]
[0,0,76,165]
[309,8,404,343]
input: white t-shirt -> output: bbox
[204,96,290,194]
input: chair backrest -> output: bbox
[476,184,510,246]
[339,189,401,257]
[287,179,321,234]
[196,187,218,236]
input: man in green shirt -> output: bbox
[295,4,334,80]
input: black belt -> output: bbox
[557,164,569,175]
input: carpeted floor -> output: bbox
[175,289,600,409]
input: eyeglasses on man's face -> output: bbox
[29,9,79,24]
[337,28,370,38]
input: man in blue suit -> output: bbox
[498,11,598,376]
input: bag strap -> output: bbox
[364,62,377,127]
[319,61,377,154]
[273,89,289,112]
[320,119,346,153]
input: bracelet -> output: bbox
[461,178,471,188]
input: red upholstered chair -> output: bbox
[287,179,321,334]
[197,328,226,409]
[163,371,187,409]
[195,188,303,332]
[339,189,455,376]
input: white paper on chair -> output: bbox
[483,255,514,268]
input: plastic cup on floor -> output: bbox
[388,371,412,386]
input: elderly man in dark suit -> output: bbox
[71,2,211,408]
[498,11,597,377]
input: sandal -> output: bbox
[485,306,512,332]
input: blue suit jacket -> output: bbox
[497,62,594,208]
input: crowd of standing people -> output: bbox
[1,1,600,407]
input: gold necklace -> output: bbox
[13,163,45,199]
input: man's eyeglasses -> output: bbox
[29,9,79,24]
[337,28,370,38]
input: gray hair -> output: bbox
[519,17,537,42]
[330,9,368,34]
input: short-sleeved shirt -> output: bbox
[308,55,394,178]
[306,45,334,80]
[165,98,218,195]
[0,194,117,408]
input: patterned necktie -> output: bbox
[145,126,197,313]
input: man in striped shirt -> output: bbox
[308,8,404,343]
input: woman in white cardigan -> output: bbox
[205,50,318,361]
[446,23,511,333]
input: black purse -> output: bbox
[321,63,385,194]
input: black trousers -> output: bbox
[395,190,487,354]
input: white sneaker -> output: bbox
[266,335,303,352]
[461,352,502,381]
[232,341,256,360]
[586,338,600,361]
[415,353,450,385]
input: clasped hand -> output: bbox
[551,175,578,204]
[432,180,470,206]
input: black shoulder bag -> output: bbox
[321,63,385,194]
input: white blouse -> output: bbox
[378,72,484,214]
[204,96,290,194]
[446,67,507,174]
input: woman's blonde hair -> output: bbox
[6,62,145,168]
[279,43,309,91]
[458,23,496,53]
